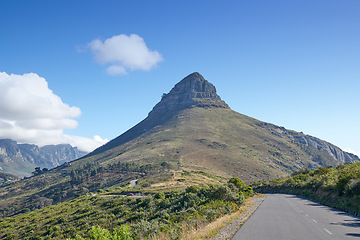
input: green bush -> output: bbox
[255,163,360,215]
[68,225,133,240]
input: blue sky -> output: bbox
[0,0,359,155]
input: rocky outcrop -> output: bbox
[149,72,229,117]
[0,139,87,177]
[256,122,359,165]
[292,134,359,164]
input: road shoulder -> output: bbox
[209,194,266,240]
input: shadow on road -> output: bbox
[346,233,360,238]
[332,219,360,228]
[306,202,323,207]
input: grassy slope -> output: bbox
[0,172,19,182]
[76,107,336,182]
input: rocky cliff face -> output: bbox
[149,72,229,117]
[256,122,359,165]
[0,139,87,177]
[293,134,358,164]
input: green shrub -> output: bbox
[255,162,360,215]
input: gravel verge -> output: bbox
[209,195,266,240]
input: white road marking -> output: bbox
[312,219,318,223]
[305,213,309,217]
[324,228,332,235]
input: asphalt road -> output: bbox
[232,194,360,240]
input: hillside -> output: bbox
[79,107,358,183]
[0,172,19,183]
[0,177,254,239]
[0,139,87,177]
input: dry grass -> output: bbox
[143,170,224,192]
[181,196,259,239]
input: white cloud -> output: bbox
[107,65,127,75]
[0,72,80,120]
[88,34,163,75]
[63,135,109,153]
[0,72,108,152]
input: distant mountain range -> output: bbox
[0,139,87,177]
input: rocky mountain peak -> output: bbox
[149,72,229,116]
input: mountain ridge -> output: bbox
[0,139,87,177]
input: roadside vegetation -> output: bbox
[0,177,253,239]
[253,162,360,215]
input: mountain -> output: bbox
[0,72,358,219]
[80,72,358,182]
[0,139,87,177]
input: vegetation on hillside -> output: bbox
[253,162,360,215]
[0,162,170,218]
[0,172,19,186]
[0,178,253,240]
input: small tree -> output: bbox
[228,177,247,191]
[228,177,254,198]
[32,167,42,176]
